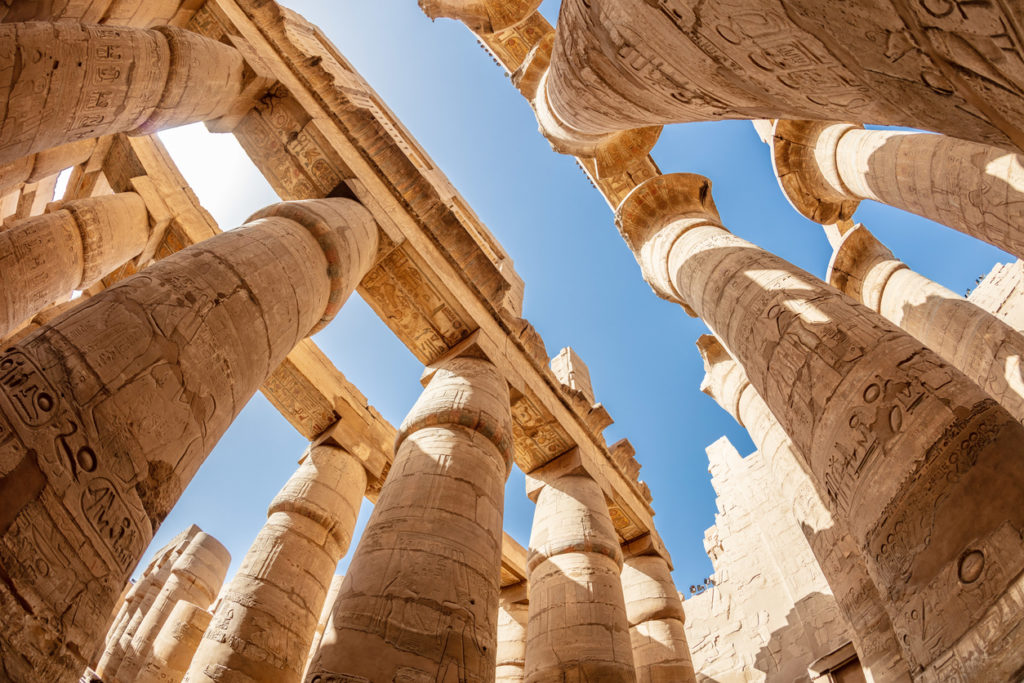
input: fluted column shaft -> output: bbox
[186,444,368,683]
[524,459,636,682]
[618,173,1024,679]
[0,22,258,167]
[698,335,911,682]
[0,192,150,338]
[115,533,230,682]
[621,553,695,683]
[0,198,377,682]
[544,0,1024,150]
[829,224,1024,424]
[140,600,212,683]
[773,121,1024,258]
[305,356,513,682]
[496,592,528,683]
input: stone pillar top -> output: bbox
[770,119,862,224]
[419,0,542,33]
[615,173,721,307]
[248,199,378,334]
[397,354,515,468]
[550,346,596,405]
[696,334,749,427]
[826,223,907,310]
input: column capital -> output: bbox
[826,223,907,311]
[397,354,514,467]
[248,199,378,334]
[771,119,862,224]
[419,0,541,33]
[696,334,749,427]
[616,173,721,309]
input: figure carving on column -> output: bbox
[616,172,1024,679]
[0,198,378,682]
[0,22,270,167]
[771,120,1024,259]
[305,351,513,681]
[544,0,1024,151]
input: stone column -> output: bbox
[772,120,1024,258]
[302,574,345,679]
[305,354,513,681]
[138,600,213,683]
[828,222,1024,425]
[0,192,150,339]
[186,444,368,683]
[543,0,1024,151]
[0,139,97,197]
[495,586,528,683]
[697,334,912,683]
[0,198,377,682]
[114,532,230,682]
[617,172,1024,679]
[523,449,636,682]
[621,551,696,683]
[0,22,266,167]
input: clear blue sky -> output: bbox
[142,1,1013,597]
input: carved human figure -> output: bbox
[0,22,263,167]
[621,552,696,683]
[828,223,1024,425]
[0,193,150,339]
[0,198,377,682]
[186,444,368,683]
[544,0,1024,152]
[524,451,636,682]
[305,355,513,682]
[698,334,912,682]
[771,120,1024,258]
[112,532,229,682]
[617,172,1024,679]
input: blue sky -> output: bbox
[143,1,1013,596]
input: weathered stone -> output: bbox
[0,198,377,682]
[305,355,513,681]
[138,600,213,683]
[186,445,367,683]
[496,589,528,683]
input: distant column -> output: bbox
[495,586,528,682]
[0,139,97,197]
[828,223,1024,424]
[302,574,344,679]
[523,450,636,682]
[697,334,912,683]
[0,22,266,166]
[0,192,150,339]
[617,172,1024,679]
[771,120,1024,258]
[621,551,696,683]
[0,198,377,682]
[186,444,368,683]
[137,600,212,683]
[113,532,230,682]
[305,355,513,681]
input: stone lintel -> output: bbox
[500,580,529,604]
[204,33,277,134]
[419,0,542,34]
[622,533,673,570]
[311,420,389,482]
[419,328,490,386]
[525,446,590,501]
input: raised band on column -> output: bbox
[306,353,513,681]
[617,172,1024,679]
[0,198,377,682]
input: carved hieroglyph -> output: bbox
[114,532,230,682]
[621,553,696,683]
[698,335,911,682]
[138,600,213,683]
[524,450,636,682]
[545,0,1024,151]
[0,22,261,167]
[186,444,368,683]
[617,172,1024,678]
[0,193,149,338]
[771,120,1024,259]
[306,355,513,681]
[0,199,377,682]
[828,223,1024,425]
